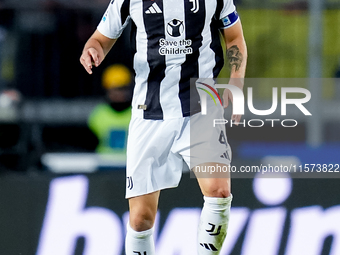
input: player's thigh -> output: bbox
[195,163,231,198]
[128,190,160,231]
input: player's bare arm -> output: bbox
[80,30,116,74]
[223,20,247,81]
[222,20,247,123]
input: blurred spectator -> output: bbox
[88,64,132,157]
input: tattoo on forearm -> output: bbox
[227,45,243,72]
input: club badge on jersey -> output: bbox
[189,0,200,13]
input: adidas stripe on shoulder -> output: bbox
[145,2,162,14]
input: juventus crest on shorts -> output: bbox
[98,0,239,120]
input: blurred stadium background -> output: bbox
[0,0,340,254]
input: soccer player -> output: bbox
[80,0,247,254]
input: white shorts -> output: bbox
[125,102,232,198]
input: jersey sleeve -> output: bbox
[218,0,239,29]
[97,0,131,39]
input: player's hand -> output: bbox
[223,88,242,125]
[80,47,101,74]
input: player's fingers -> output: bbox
[231,114,242,125]
[223,98,229,108]
[223,89,232,108]
[222,90,228,108]
[88,48,100,67]
[84,52,94,69]
[80,55,93,74]
[229,90,234,103]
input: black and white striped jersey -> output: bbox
[98,0,239,120]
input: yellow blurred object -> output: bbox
[102,64,132,89]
